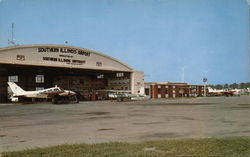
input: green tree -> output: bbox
[224,84,229,89]
[239,82,245,89]
[245,82,250,88]
[229,83,238,89]
[215,84,223,89]
[208,84,214,88]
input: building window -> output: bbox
[8,76,18,82]
[16,55,25,61]
[96,62,102,66]
[145,88,149,95]
[35,75,44,83]
[158,88,161,94]
[116,72,124,77]
[36,87,44,91]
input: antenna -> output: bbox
[8,23,16,46]
[12,23,14,42]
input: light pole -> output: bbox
[203,78,208,96]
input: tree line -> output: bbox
[209,82,250,89]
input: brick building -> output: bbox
[145,82,206,98]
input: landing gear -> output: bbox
[52,96,60,104]
[74,95,79,103]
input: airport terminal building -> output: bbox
[0,45,144,102]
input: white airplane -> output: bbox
[207,87,237,96]
[7,82,78,104]
[232,88,242,95]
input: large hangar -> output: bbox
[0,45,144,102]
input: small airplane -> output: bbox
[7,82,78,104]
[207,87,237,96]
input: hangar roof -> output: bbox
[0,44,133,72]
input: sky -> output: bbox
[0,0,249,85]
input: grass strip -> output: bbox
[2,137,250,157]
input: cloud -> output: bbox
[248,0,250,5]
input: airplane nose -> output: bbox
[68,91,76,96]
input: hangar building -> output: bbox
[0,45,144,102]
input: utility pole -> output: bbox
[203,77,208,96]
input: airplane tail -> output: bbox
[7,82,26,96]
[207,87,214,93]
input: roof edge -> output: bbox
[0,44,133,71]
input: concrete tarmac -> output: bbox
[0,95,249,152]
